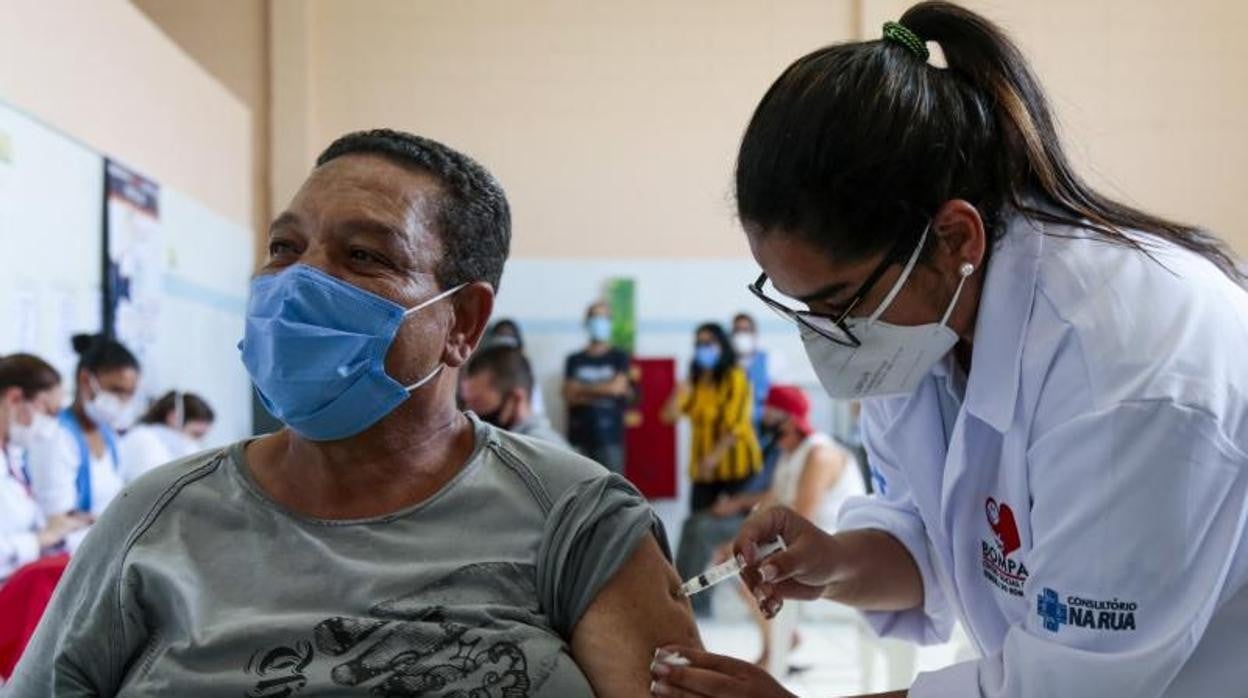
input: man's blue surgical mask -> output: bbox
[239,264,465,441]
[588,316,612,343]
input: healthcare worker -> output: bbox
[0,354,88,580]
[118,391,214,483]
[650,3,1248,697]
[27,334,139,519]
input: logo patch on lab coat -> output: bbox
[1037,588,1138,632]
[982,498,1029,597]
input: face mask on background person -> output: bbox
[801,223,974,400]
[731,331,757,357]
[9,409,58,449]
[477,396,515,430]
[239,264,465,441]
[85,377,136,431]
[694,343,721,371]
[588,316,612,343]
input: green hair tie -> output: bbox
[882,21,929,62]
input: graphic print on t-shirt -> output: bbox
[244,562,551,697]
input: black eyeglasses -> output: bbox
[747,241,907,348]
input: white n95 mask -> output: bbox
[86,378,135,431]
[802,224,974,400]
[10,410,58,449]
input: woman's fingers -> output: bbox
[733,506,791,566]
[658,646,753,675]
[651,646,749,697]
[650,665,736,696]
[756,578,827,603]
[652,646,795,697]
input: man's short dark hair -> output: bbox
[465,345,534,398]
[317,129,511,291]
[732,312,757,332]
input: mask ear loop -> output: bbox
[404,364,445,392]
[403,283,469,316]
[940,262,976,327]
[399,282,470,392]
[867,222,932,324]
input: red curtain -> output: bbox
[624,357,678,499]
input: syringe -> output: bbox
[679,536,786,597]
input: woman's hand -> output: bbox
[650,646,796,698]
[710,495,740,518]
[697,454,720,480]
[733,505,843,617]
[661,381,693,424]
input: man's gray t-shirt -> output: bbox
[7,416,667,697]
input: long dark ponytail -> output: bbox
[736,1,1241,281]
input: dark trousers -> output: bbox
[676,481,751,617]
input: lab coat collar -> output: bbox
[962,210,1045,433]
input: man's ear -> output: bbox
[444,282,495,369]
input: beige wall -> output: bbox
[134,0,270,263]
[0,0,252,226]
[266,0,1248,261]
[271,0,856,259]
[860,0,1248,256]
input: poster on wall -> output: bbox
[604,277,636,352]
[105,159,163,386]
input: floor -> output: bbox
[695,589,966,697]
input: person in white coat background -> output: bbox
[0,354,89,581]
[26,335,139,520]
[650,3,1248,697]
[118,390,214,483]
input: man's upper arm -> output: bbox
[570,535,701,697]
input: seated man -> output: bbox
[461,344,569,447]
[8,129,698,697]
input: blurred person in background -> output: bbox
[26,334,138,520]
[483,317,548,418]
[0,354,89,581]
[119,391,215,483]
[731,312,771,433]
[563,301,632,474]
[462,344,568,447]
[663,321,762,617]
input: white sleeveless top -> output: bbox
[769,432,866,533]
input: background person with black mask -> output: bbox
[461,344,568,447]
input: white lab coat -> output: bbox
[118,423,198,483]
[25,419,123,518]
[838,210,1248,697]
[0,445,43,580]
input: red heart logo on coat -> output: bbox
[985,498,1021,557]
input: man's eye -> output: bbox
[269,240,296,257]
[349,248,379,263]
